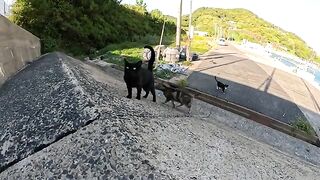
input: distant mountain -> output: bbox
[182,7,319,62]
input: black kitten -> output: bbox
[214,76,229,93]
[124,45,156,102]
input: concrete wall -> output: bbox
[0,15,41,87]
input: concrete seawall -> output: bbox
[0,15,40,87]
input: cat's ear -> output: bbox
[136,61,142,67]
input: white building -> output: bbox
[0,0,10,16]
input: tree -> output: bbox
[151,9,164,20]
[136,0,146,7]
[10,0,176,55]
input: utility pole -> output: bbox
[157,20,166,60]
[176,0,182,50]
[187,0,192,61]
[214,23,217,40]
[159,21,166,46]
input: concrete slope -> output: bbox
[0,53,320,179]
[0,53,100,171]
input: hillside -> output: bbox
[10,0,176,55]
[182,8,319,62]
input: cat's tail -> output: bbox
[144,45,155,72]
[214,76,218,82]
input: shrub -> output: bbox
[291,116,316,136]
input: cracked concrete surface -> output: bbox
[0,52,320,179]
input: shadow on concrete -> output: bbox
[258,68,276,92]
[199,53,238,60]
[187,70,318,127]
[200,52,238,57]
[301,78,320,113]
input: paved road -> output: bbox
[1,52,320,179]
[188,44,306,124]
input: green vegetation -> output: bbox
[315,56,320,64]
[95,42,145,67]
[94,41,178,80]
[101,53,126,67]
[174,34,212,54]
[189,36,212,54]
[111,48,143,60]
[13,0,318,62]
[291,116,316,136]
[177,78,188,88]
[10,0,175,55]
[154,69,175,80]
[97,42,144,63]
[182,60,193,66]
[182,8,320,62]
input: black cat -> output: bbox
[124,45,156,102]
[214,76,229,93]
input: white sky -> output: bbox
[4,0,12,5]
[5,0,320,54]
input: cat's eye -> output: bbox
[126,67,129,69]
[133,67,136,70]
